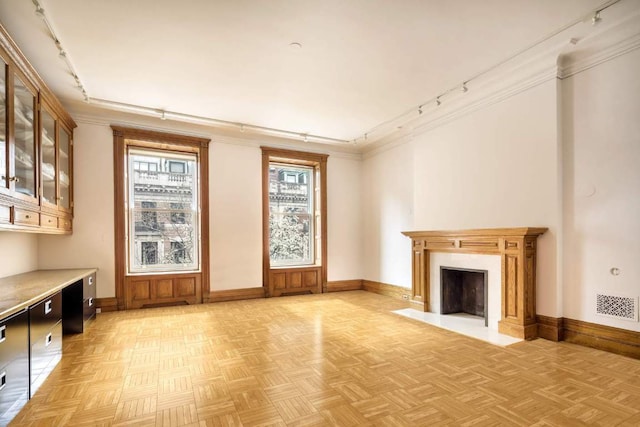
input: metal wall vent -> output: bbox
[596,293,638,321]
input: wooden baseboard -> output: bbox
[563,318,640,359]
[95,297,118,313]
[362,280,411,300]
[536,315,564,342]
[209,287,266,303]
[325,280,363,292]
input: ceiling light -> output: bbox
[592,11,601,25]
[289,42,302,49]
[35,6,45,18]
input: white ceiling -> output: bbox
[0,0,607,142]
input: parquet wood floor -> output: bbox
[9,291,640,426]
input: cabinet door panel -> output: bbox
[58,128,71,210]
[0,58,6,191]
[40,107,57,205]
[12,75,37,200]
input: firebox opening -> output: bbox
[440,267,488,327]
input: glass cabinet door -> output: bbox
[0,61,6,189]
[12,75,36,199]
[59,127,71,210]
[41,108,56,205]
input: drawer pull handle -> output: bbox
[45,333,52,347]
[0,325,5,343]
[0,371,6,391]
[88,297,93,307]
[45,300,52,315]
[25,214,31,219]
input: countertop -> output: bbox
[0,269,98,319]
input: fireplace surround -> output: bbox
[402,227,547,339]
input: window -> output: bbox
[141,241,158,265]
[170,241,188,264]
[128,149,198,273]
[113,126,210,310]
[261,147,328,296]
[138,201,158,231]
[269,164,314,265]
[169,161,186,174]
[170,202,186,224]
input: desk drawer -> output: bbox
[29,321,62,397]
[40,214,57,229]
[58,217,72,231]
[0,356,29,423]
[83,273,96,299]
[29,292,62,341]
[12,208,39,226]
[0,310,28,369]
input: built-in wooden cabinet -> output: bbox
[0,22,75,234]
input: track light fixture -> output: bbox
[418,105,423,115]
[436,97,441,107]
[35,6,45,18]
[592,11,602,25]
[461,82,468,93]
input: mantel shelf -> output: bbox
[402,227,548,239]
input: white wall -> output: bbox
[562,48,640,332]
[328,156,363,281]
[209,142,262,290]
[0,232,38,278]
[35,115,363,297]
[362,142,414,287]
[38,122,115,298]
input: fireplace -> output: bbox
[402,227,548,339]
[440,267,488,326]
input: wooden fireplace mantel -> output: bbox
[402,227,548,340]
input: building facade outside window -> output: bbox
[268,163,314,266]
[128,149,199,272]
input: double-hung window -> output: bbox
[261,147,328,296]
[113,126,210,310]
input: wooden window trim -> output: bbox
[261,146,328,296]
[113,126,210,310]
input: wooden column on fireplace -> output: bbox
[402,227,547,340]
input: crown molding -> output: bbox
[362,0,640,157]
[559,32,640,79]
[70,110,363,161]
